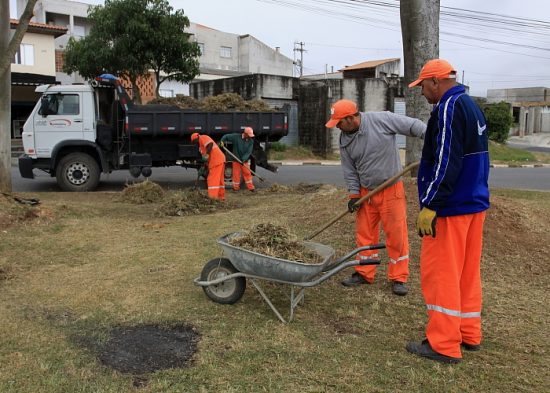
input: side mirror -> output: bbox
[39,96,51,117]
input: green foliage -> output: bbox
[488,141,536,163]
[269,142,287,152]
[63,0,200,99]
[484,101,513,143]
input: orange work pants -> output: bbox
[354,181,409,283]
[207,163,225,200]
[421,211,486,358]
[232,161,254,191]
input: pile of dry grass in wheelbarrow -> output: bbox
[228,223,323,264]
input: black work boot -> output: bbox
[341,272,369,286]
[392,281,408,296]
[461,342,481,351]
[406,339,461,364]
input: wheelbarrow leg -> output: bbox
[250,279,288,323]
[290,287,306,322]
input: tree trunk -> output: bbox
[400,0,440,170]
[0,0,38,77]
[0,1,12,193]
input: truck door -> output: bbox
[34,93,84,158]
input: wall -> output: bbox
[239,36,293,77]
[487,87,550,104]
[188,23,241,73]
[11,32,56,76]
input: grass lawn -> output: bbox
[0,183,549,392]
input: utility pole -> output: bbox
[0,1,12,192]
[400,0,440,170]
[293,41,306,77]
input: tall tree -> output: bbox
[63,0,200,102]
[0,0,38,193]
[400,0,440,169]
[146,1,200,97]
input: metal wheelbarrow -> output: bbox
[194,232,385,323]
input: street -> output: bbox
[10,165,550,193]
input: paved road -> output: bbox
[10,165,550,193]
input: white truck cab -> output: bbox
[22,84,97,158]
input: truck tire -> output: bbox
[55,152,100,192]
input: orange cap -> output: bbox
[243,127,254,138]
[191,132,199,142]
[408,59,457,87]
[325,99,358,128]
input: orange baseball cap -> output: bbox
[408,59,457,87]
[243,127,254,138]
[325,99,358,128]
[191,132,199,142]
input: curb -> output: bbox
[269,161,550,168]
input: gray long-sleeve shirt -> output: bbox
[340,111,426,194]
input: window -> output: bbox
[39,94,80,116]
[197,42,204,55]
[73,25,86,38]
[220,46,232,58]
[159,89,174,98]
[13,43,34,66]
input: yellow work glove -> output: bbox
[416,207,437,237]
[219,141,224,148]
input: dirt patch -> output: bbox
[98,324,200,375]
[0,265,15,281]
[228,223,323,264]
[157,189,229,216]
[119,181,165,204]
[0,193,49,228]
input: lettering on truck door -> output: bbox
[34,93,84,157]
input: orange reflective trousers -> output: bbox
[354,181,409,283]
[206,163,225,200]
[421,211,486,358]
[198,135,226,201]
[231,161,254,191]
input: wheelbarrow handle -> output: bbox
[338,243,386,262]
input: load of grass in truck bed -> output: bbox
[228,223,323,264]
[148,93,274,112]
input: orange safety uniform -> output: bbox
[231,162,254,191]
[197,134,225,200]
[354,181,409,283]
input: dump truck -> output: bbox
[18,74,288,191]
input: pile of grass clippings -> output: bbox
[119,181,165,204]
[157,190,226,216]
[150,93,274,112]
[228,223,323,264]
[264,183,290,193]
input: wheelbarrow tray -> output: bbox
[217,232,335,283]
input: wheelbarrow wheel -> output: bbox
[200,258,246,304]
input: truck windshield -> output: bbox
[39,94,80,116]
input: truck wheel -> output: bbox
[200,258,245,304]
[56,152,100,192]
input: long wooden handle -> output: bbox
[303,161,420,241]
[221,144,265,182]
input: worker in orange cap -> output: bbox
[191,132,226,200]
[405,59,490,364]
[219,127,256,192]
[326,99,426,296]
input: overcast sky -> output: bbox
[14,0,550,97]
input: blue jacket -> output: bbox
[418,85,490,217]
